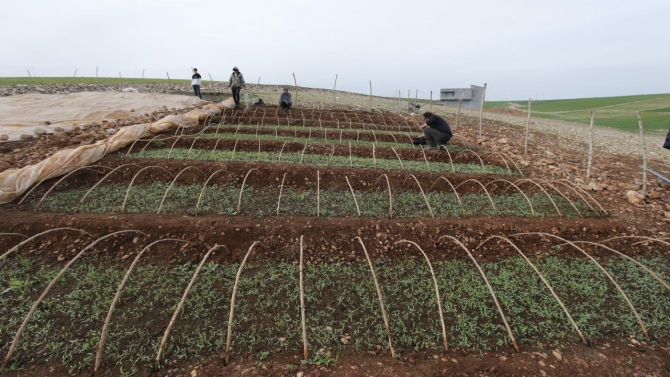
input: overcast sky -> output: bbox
[1,0,668,100]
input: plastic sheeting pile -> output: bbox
[0,98,234,205]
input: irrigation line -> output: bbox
[1,228,95,260]
[299,236,309,360]
[355,237,396,357]
[475,236,586,344]
[223,241,262,365]
[438,235,520,352]
[2,230,146,369]
[394,240,448,350]
[94,238,194,372]
[121,166,174,213]
[154,245,227,369]
[513,232,649,339]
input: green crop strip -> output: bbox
[191,132,418,150]
[207,124,418,137]
[129,148,509,176]
[1,255,669,374]
[28,183,597,218]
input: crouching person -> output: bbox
[421,112,452,150]
[279,88,292,109]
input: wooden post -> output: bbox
[96,66,98,80]
[407,89,410,114]
[258,77,260,85]
[415,89,418,101]
[524,99,532,155]
[73,69,77,78]
[166,72,171,84]
[430,91,433,112]
[142,69,145,80]
[586,110,595,177]
[455,99,462,129]
[292,72,298,105]
[369,80,372,111]
[637,110,648,196]
[333,74,338,103]
[208,73,214,84]
[478,83,487,138]
[119,72,122,79]
[26,70,31,79]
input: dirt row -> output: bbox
[0,207,642,267]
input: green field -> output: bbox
[0,77,191,86]
[487,94,670,132]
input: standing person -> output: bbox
[191,68,202,99]
[279,88,292,109]
[420,112,452,150]
[227,66,245,107]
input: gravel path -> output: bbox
[468,109,670,167]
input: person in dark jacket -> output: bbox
[421,112,452,149]
[191,68,202,99]
[279,88,292,109]
[664,129,670,149]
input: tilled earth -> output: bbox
[1,93,670,376]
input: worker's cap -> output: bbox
[232,66,239,71]
[193,68,198,70]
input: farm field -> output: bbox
[1,99,670,377]
[486,93,670,132]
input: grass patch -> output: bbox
[28,182,596,218]
[486,94,670,132]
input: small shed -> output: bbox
[440,85,485,109]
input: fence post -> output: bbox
[73,69,77,78]
[119,72,122,79]
[258,77,260,85]
[167,72,171,84]
[455,99,462,130]
[524,99,532,154]
[292,72,298,105]
[407,89,410,114]
[333,74,338,103]
[637,110,648,196]
[478,83,487,138]
[586,110,595,177]
[142,69,145,80]
[430,91,432,112]
[369,80,372,111]
[96,66,98,80]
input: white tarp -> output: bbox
[0,92,206,142]
[0,97,235,204]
